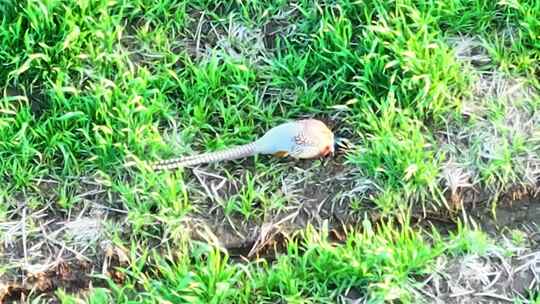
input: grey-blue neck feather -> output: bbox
[253,121,299,154]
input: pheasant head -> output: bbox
[295,119,335,158]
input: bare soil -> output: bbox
[0,178,128,303]
[1,166,539,303]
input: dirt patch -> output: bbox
[469,187,540,239]
[0,178,128,303]
[2,170,539,302]
[184,182,540,302]
[184,153,377,256]
[2,87,49,118]
[417,247,540,303]
[121,9,273,69]
[120,6,305,73]
[1,251,128,303]
[412,188,540,303]
[2,260,93,303]
[438,35,539,200]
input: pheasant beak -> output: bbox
[320,144,334,158]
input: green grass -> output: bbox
[1,0,539,302]
[55,221,527,303]
[56,220,445,303]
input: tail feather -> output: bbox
[151,143,257,171]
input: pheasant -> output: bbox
[151,119,340,171]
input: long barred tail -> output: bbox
[151,143,258,171]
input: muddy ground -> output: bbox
[1,155,539,303]
[417,191,540,304]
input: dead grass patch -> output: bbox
[438,35,539,207]
[417,245,540,303]
[0,178,127,303]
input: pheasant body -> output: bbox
[151,119,334,171]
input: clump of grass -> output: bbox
[270,1,470,120]
[93,219,442,303]
[112,170,192,237]
[347,101,441,208]
[436,0,540,76]
[0,1,174,188]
